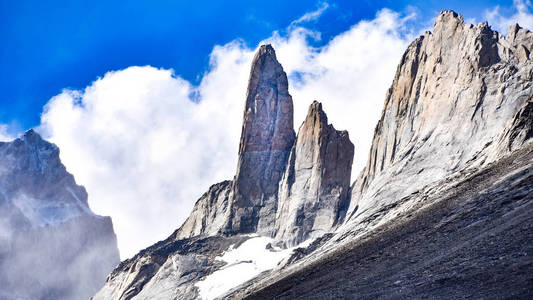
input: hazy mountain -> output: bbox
[0,130,120,300]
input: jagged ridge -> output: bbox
[95,10,533,300]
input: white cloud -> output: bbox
[39,47,253,259]
[0,124,15,142]
[290,1,329,26]
[39,9,416,259]
[485,0,533,33]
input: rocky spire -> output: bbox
[225,44,296,235]
[275,101,353,246]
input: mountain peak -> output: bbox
[228,44,296,234]
[435,10,464,25]
[305,100,328,126]
[275,101,354,246]
[256,44,276,58]
[20,129,46,144]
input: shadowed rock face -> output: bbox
[226,44,296,235]
[0,130,119,300]
[275,101,354,247]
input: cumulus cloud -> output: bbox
[485,0,533,33]
[39,8,417,258]
[39,49,252,259]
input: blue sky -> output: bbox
[0,0,518,134]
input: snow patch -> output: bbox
[196,236,311,300]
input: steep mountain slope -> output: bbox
[349,11,533,221]
[275,101,353,247]
[95,10,532,299]
[95,45,353,300]
[0,130,120,300]
[229,142,533,299]
[226,11,533,299]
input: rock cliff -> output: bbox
[95,10,533,300]
[226,44,296,235]
[0,130,120,300]
[275,101,353,247]
[96,45,353,299]
[348,11,533,220]
[175,46,348,243]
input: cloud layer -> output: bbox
[39,9,417,258]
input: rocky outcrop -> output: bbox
[96,46,353,299]
[0,130,120,300]
[275,101,353,247]
[495,94,533,153]
[225,44,296,235]
[348,11,533,219]
[94,234,248,300]
[95,11,533,299]
[175,181,232,239]
[175,45,297,239]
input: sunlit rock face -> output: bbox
[175,180,232,239]
[95,11,533,299]
[348,11,533,219]
[96,45,354,300]
[275,101,354,247]
[0,130,120,300]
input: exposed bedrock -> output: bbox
[275,101,354,247]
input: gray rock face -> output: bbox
[93,234,249,300]
[348,11,533,219]
[226,44,296,235]
[495,94,533,153]
[227,143,533,300]
[0,130,120,300]
[95,11,533,299]
[175,181,232,239]
[96,46,354,299]
[275,101,353,247]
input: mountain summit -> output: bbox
[0,130,120,300]
[174,45,351,245]
[95,10,533,299]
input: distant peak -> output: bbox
[21,129,44,142]
[434,10,464,27]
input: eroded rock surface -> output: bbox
[349,11,533,219]
[175,181,232,239]
[275,101,353,247]
[226,44,296,235]
[95,11,533,300]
